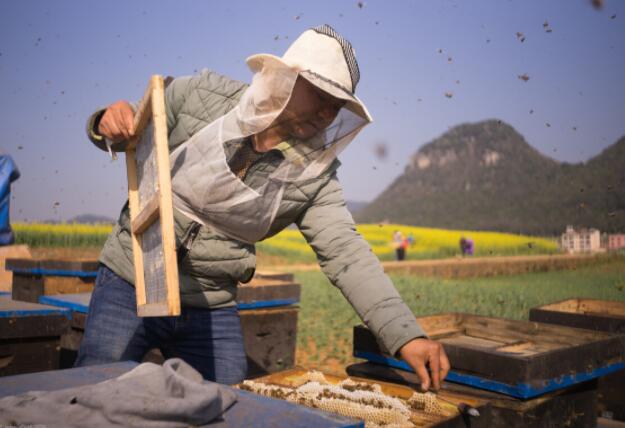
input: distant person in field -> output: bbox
[407,232,415,247]
[459,236,474,256]
[393,230,407,261]
[79,25,450,391]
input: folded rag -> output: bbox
[0,358,237,428]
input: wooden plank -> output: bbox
[0,245,31,292]
[253,270,295,282]
[6,259,99,272]
[130,191,161,235]
[126,80,153,151]
[237,280,301,308]
[151,75,180,317]
[11,275,44,303]
[137,302,170,317]
[0,338,61,376]
[125,149,147,307]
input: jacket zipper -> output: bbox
[177,222,201,263]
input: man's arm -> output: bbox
[296,172,450,390]
[85,75,194,152]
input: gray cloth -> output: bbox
[0,359,237,428]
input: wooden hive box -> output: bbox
[0,245,31,293]
[530,299,625,421]
[353,313,625,399]
[240,367,490,427]
[0,298,70,376]
[238,277,300,378]
[6,259,98,303]
[38,293,90,369]
[346,362,597,428]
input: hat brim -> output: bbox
[246,53,372,123]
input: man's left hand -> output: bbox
[398,338,451,391]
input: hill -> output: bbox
[356,120,625,235]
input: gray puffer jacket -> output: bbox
[87,69,425,356]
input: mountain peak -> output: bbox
[406,119,555,175]
[357,120,625,235]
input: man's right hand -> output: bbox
[98,100,135,142]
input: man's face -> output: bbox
[277,76,346,141]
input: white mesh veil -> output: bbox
[169,64,371,244]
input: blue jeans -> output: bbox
[75,265,248,385]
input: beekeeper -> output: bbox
[80,24,450,390]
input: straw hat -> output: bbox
[246,24,372,122]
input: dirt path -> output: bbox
[262,253,620,278]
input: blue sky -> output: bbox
[1,0,623,221]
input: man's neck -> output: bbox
[252,127,288,152]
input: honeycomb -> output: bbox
[238,371,447,428]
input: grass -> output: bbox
[294,257,625,368]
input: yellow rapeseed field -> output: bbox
[258,224,558,262]
[13,222,558,260]
[13,222,113,247]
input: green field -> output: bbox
[295,257,625,368]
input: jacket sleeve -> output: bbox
[85,75,192,152]
[296,173,427,356]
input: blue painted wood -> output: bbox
[8,268,98,278]
[0,361,138,396]
[0,363,363,427]
[39,293,91,314]
[237,298,298,310]
[0,291,9,298]
[354,350,625,399]
[37,292,296,313]
[0,298,71,319]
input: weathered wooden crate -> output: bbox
[530,298,625,421]
[242,367,490,427]
[353,313,625,399]
[36,276,301,377]
[240,307,298,378]
[0,245,31,292]
[0,298,70,376]
[38,293,90,369]
[346,362,597,428]
[0,362,361,427]
[6,259,97,303]
[238,277,300,377]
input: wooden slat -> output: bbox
[137,302,170,317]
[150,75,180,317]
[130,191,161,235]
[126,81,154,150]
[125,149,146,306]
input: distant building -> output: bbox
[607,234,625,252]
[560,225,601,253]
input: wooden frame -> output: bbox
[125,75,180,317]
